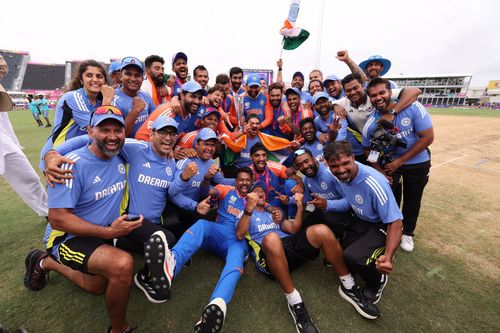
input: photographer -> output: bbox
[362,78,434,253]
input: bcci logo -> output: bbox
[321,182,327,190]
[245,102,250,108]
[401,117,411,127]
[317,143,322,151]
[118,163,126,174]
[166,167,172,176]
[355,194,364,205]
[229,195,237,204]
[259,99,264,106]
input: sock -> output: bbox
[339,274,355,289]
[39,258,45,271]
[285,289,302,306]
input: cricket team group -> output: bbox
[23,50,434,333]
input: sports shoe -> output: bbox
[400,235,414,252]
[24,249,48,291]
[364,274,388,304]
[144,231,175,300]
[134,268,169,303]
[287,302,319,333]
[107,325,138,333]
[194,298,226,333]
[338,284,380,320]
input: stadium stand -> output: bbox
[385,73,472,106]
[21,63,66,90]
[0,49,30,91]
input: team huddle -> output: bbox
[23,50,434,333]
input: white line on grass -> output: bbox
[432,155,468,168]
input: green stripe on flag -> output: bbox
[282,29,310,50]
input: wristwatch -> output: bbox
[388,109,397,115]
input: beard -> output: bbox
[95,139,124,158]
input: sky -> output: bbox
[2,0,498,87]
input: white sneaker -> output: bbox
[400,235,414,252]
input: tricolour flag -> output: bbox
[279,0,310,50]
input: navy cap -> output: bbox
[285,87,301,97]
[196,128,218,142]
[152,116,178,131]
[182,80,208,96]
[108,61,122,74]
[172,52,188,65]
[246,74,261,87]
[121,56,144,73]
[250,181,268,194]
[292,71,304,80]
[323,75,341,87]
[202,107,221,120]
[359,55,391,76]
[312,92,330,105]
[90,106,125,127]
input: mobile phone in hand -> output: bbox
[125,214,141,221]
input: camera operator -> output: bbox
[362,78,434,253]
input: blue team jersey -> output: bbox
[362,102,432,165]
[44,146,127,246]
[314,112,348,142]
[169,158,235,211]
[302,140,324,162]
[214,184,246,228]
[266,104,292,139]
[339,163,403,223]
[234,136,261,168]
[301,91,312,105]
[243,92,268,124]
[242,210,288,244]
[112,89,155,137]
[172,79,184,97]
[303,163,350,212]
[39,88,101,170]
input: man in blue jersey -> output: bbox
[363,78,433,252]
[112,57,155,138]
[237,183,380,332]
[297,117,325,162]
[24,106,173,332]
[167,128,234,238]
[324,141,404,309]
[149,167,254,333]
[312,92,347,144]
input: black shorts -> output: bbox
[48,236,112,274]
[250,229,320,276]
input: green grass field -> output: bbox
[0,109,499,332]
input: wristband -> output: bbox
[243,209,253,216]
[278,68,282,71]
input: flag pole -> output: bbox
[315,0,326,69]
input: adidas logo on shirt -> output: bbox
[93,176,101,184]
[142,162,151,168]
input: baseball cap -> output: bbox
[250,181,268,194]
[172,52,188,65]
[0,84,14,112]
[292,71,304,81]
[90,105,125,127]
[152,116,179,132]
[196,127,218,142]
[323,75,341,87]
[108,61,122,74]
[285,87,301,97]
[121,56,144,73]
[246,74,261,87]
[182,80,207,96]
[359,55,391,76]
[202,107,221,120]
[312,92,330,105]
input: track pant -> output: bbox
[172,220,248,304]
[115,219,176,254]
[1,151,48,216]
[390,161,430,236]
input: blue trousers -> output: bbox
[172,219,248,304]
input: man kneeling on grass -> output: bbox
[236,182,380,333]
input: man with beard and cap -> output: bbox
[237,182,380,333]
[312,92,348,144]
[0,55,48,218]
[141,55,170,106]
[229,74,273,132]
[149,167,255,333]
[170,51,189,97]
[363,78,433,253]
[44,115,181,304]
[24,106,173,333]
[112,57,156,138]
[135,80,206,141]
[167,128,235,238]
[324,140,404,314]
[359,55,398,89]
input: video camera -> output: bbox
[367,119,407,164]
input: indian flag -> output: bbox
[280,0,310,50]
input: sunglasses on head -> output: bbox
[89,106,123,125]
